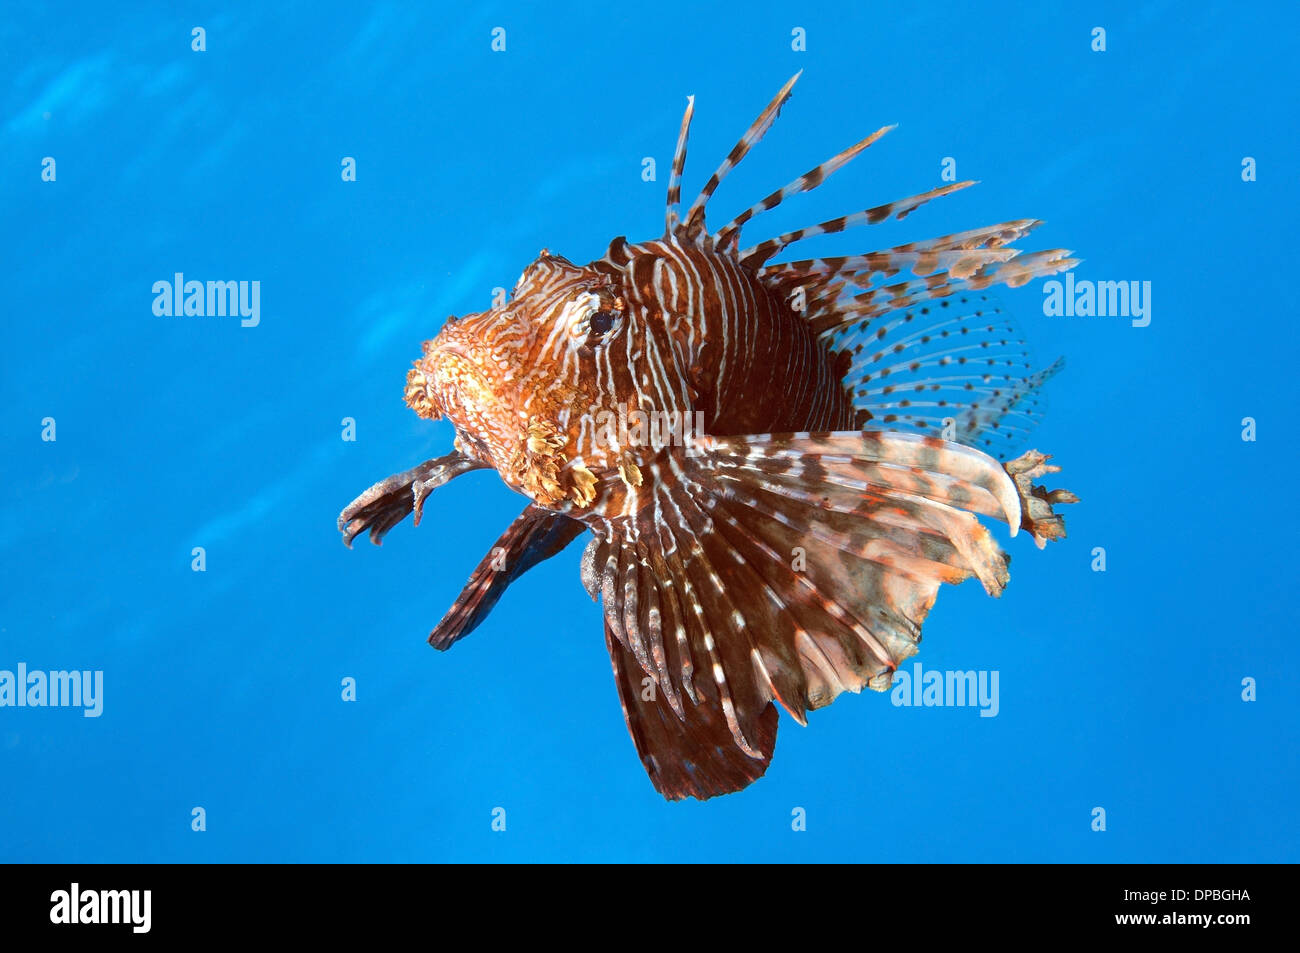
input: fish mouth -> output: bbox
[414,342,521,471]
[434,340,471,361]
[429,346,497,411]
[405,339,495,425]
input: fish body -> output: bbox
[341,74,1078,800]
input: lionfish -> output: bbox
[339,73,1078,800]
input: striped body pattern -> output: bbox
[340,73,1078,800]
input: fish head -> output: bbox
[404,249,640,509]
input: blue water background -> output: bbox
[2,1,1297,861]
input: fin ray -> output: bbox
[664,95,696,235]
[588,432,1073,792]
[682,72,802,241]
[428,504,586,650]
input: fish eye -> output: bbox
[565,292,622,347]
[584,308,622,349]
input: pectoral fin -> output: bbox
[429,504,586,651]
[338,452,486,547]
